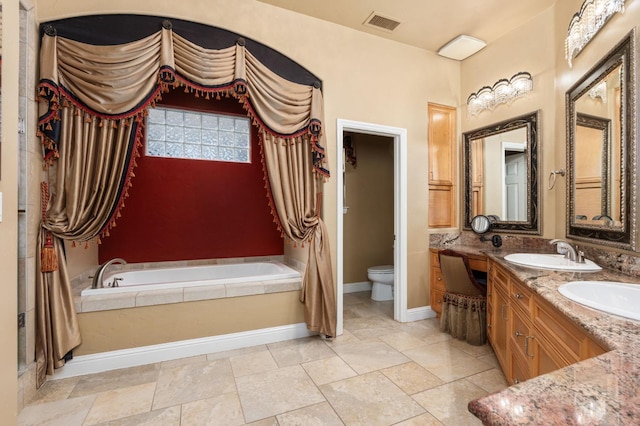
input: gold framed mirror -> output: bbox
[566,29,637,251]
[463,111,540,234]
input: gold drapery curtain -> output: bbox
[36,20,334,385]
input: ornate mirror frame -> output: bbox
[566,29,637,251]
[463,111,541,234]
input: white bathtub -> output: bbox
[81,261,301,296]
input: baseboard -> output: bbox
[343,281,372,293]
[406,306,437,322]
[51,323,314,380]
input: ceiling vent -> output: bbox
[363,11,401,33]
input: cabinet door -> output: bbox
[428,103,456,184]
[428,103,456,228]
[491,286,509,371]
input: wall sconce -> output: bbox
[467,72,533,117]
[565,0,626,68]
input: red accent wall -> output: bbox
[98,90,284,264]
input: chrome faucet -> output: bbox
[549,239,578,262]
[91,258,127,289]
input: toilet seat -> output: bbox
[367,265,394,274]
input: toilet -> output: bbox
[367,265,394,301]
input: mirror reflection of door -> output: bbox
[473,127,528,221]
[503,143,526,221]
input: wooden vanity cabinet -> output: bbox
[429,249,487,317]
[487,260,607,385]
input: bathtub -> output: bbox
[81,261,301,296]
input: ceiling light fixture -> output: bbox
[565,0,626,68]
[467,72,533,117]
[437,35,486,61]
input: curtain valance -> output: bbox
[38,24,329,177]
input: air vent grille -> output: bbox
[364,12,401,32]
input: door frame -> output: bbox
[336,119,408,335]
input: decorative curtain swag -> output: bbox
[35,18,335,387]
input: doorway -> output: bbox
[336,120,407,336]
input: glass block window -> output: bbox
[146,107,251,163]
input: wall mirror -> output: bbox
[463,111,540,234]
[566,29,636,251]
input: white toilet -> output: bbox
[367,265,394,301]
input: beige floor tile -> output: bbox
[17,395,95,426]
[394,412,444,425]
[98,406,181,426]
[206,344,268,361]
[321,329,361,347]
[412,379,487,425]
[235,365,325,423]
[230,350,278,378]
[349,327,393,340]
[379,331,428,352]
[477,351,501,369]
[343,316,397,331]
[381,362,444,395]
[27,376,81,405]
[465,368,509,393]
[404,342,492,382]
[152,358,236,409]
[245,417,279,425]
[320,371,425,425]
[84,382,156,425]
[160,354,208,370]
[332,340,410,374]
[181,392,244,425]
[276,401,343,425]
[69,363,160,398]
[268,337,336,367]
[447,339,494,357]
[302,356,358,386]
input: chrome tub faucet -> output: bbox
[91,258,127,289]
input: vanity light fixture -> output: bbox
[565,0,626,68]
[466,72,533,117]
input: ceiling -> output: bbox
[257,0,558,56]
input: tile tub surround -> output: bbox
[71,256,302,313]
[468,253,640,425]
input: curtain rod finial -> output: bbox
[236,38,246,46]
[44,25,57,36]
[162,20,172,30]
[313,81,321,89]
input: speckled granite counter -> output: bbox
[467,251,640,425]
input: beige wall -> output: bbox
[76,292,305,355]
[34,1,460,311]
[343,133,394,283]
[1,0,21,422]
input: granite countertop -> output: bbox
[467,251,640,425]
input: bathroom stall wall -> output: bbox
[343,133,394,284]
[98,91,284,264]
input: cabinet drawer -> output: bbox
[533,297,590,363]
[432,268,445,292]
[510,307,533,360]
[510,351,531,385]
[431,251,440,267]
[490,262,510,291]
[510,278,533,315]
[431,289,445,315]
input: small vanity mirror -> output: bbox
[566,30,637,250]
[463,111,540,234]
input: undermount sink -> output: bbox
[558,281,640,321]
[504,253,602,272]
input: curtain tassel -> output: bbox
[41,231,58,272]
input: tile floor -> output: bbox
[18,291,508,425]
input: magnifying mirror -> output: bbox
[471,215,503,247]
[471,215,491,234]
